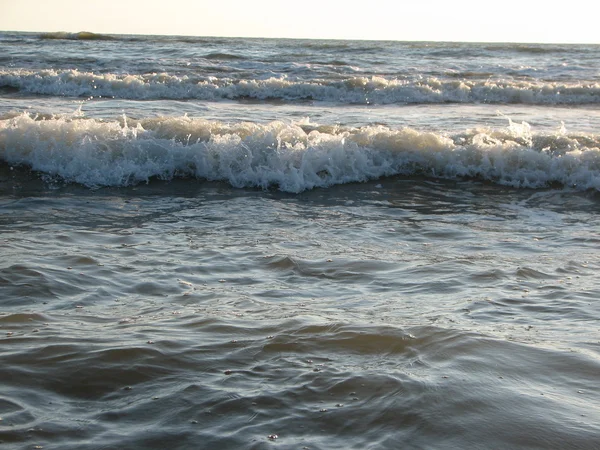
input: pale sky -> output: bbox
[1,0,598,43]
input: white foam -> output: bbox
[1,113,599,192]
[2,69,600,105]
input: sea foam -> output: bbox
[1,113,599,192]
[2,69,600,105]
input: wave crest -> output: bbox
[2,69,600,105]
[39,31,115,41]
[1,114,599,192]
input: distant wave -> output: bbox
[39,31,116,41]
[36,33,267,45]
[1,69,600,105]
[204,52,246,60]
[1,113,599,192]
[485,44,590,54]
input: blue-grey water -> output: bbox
[1,32,599,449]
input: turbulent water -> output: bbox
[1,31,599,449]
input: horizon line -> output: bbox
[1,29,598,46]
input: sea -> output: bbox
[1,31,599,450]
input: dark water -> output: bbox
[1,32,600,449]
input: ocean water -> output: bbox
[1,31,599,449]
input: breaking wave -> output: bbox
[2,69,600,105]
[2,113,599,192]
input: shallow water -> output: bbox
[1,174,599,449]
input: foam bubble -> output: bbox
[1,113,599,192]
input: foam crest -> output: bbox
[1,114,599,192]
[2,70,600,105]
